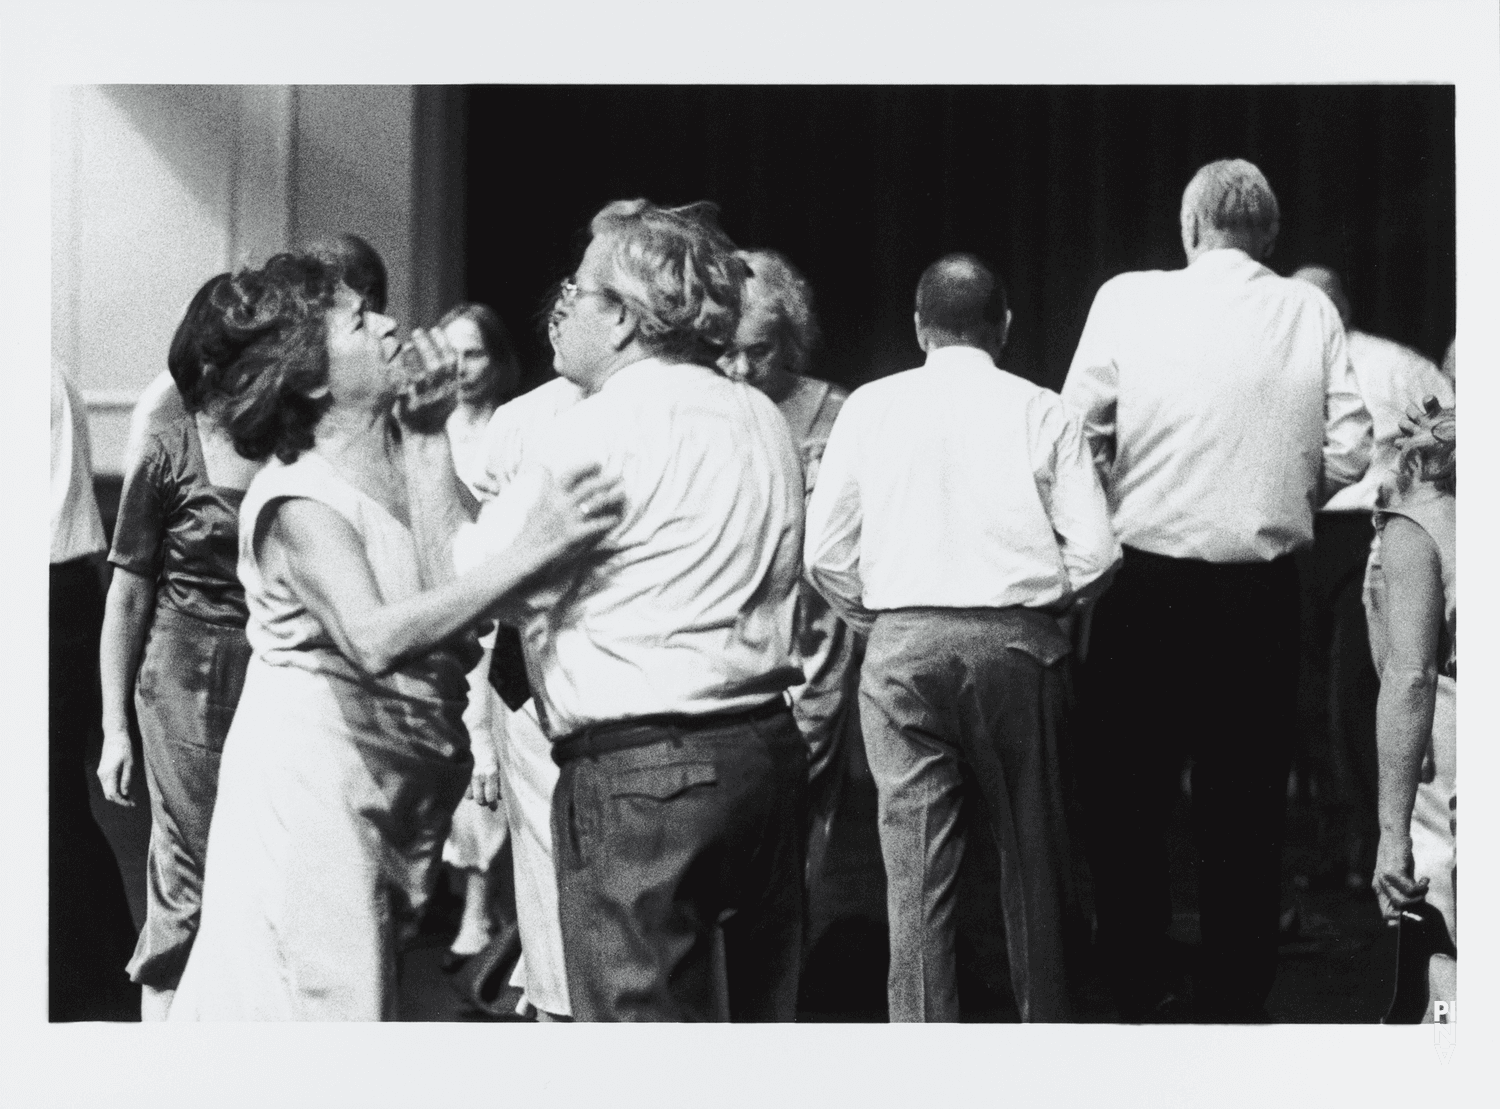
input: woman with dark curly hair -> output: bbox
[1366,402,1456,1022]
[97,271,259,1020]
[168,253,620,1020]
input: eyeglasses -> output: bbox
[557,276,616,309]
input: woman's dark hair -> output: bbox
[166,273,232,411]
[306,233,387,313]
[214,253,340,464]
[437,301,521,408]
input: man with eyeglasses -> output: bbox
[453,199,807,1021]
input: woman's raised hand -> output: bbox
[1396,394,1451,445]
[393,326,461,434]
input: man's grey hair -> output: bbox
[588,198,748,366]
[1180,159,1281,254]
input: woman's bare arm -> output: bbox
[261,459,622,678]
[1371,515,1444,918]
[97,567,155,805]
[397,327,478,591]
[403,431,474,591]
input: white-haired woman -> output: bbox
[720,249,860,900]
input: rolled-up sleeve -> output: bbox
[803,403,873,636]
[1032,396,1122,599]
[1061,283,1122,481]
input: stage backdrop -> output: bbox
[462,85,1454,394]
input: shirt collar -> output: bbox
[921,344,999,372]
[593,354,672,394]
[1188,246,1259,270]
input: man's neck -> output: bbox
[1185,235,1260,264]
[577,344,653,396]
[924,339,996,363]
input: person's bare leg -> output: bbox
[140,983,174,1021]
[450,868,498,956]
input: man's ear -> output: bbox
[914,310,929,353]
[609,300,637,352]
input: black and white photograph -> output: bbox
[6,1,1497,1106]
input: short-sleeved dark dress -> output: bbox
[108,411,253,990]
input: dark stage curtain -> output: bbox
[461,86,1454,394]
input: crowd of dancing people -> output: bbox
[49,156,1456,1023]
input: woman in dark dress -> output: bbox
[96,273,262,1020]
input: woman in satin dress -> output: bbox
[97,272,260,1020]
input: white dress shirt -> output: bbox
[1062,248,1371,563]
[474,376,585,493]
[1322,330,1453,514]
[803,345,1121,633]
[50,362,107,564]
[455,358,804,738]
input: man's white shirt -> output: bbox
[51,361,107,564]
[1321,330,1452,514]
[803,344,1121,633]
[1061,247,1371,563]
[455,361,803,738]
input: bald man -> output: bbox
[806,253,1120,1022]
[1290,265,1452,892]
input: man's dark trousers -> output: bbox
[1295,512,1380,882]
[50,558,141,1020]
[1076,545,1299,1022]
[551,705,806,1021]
